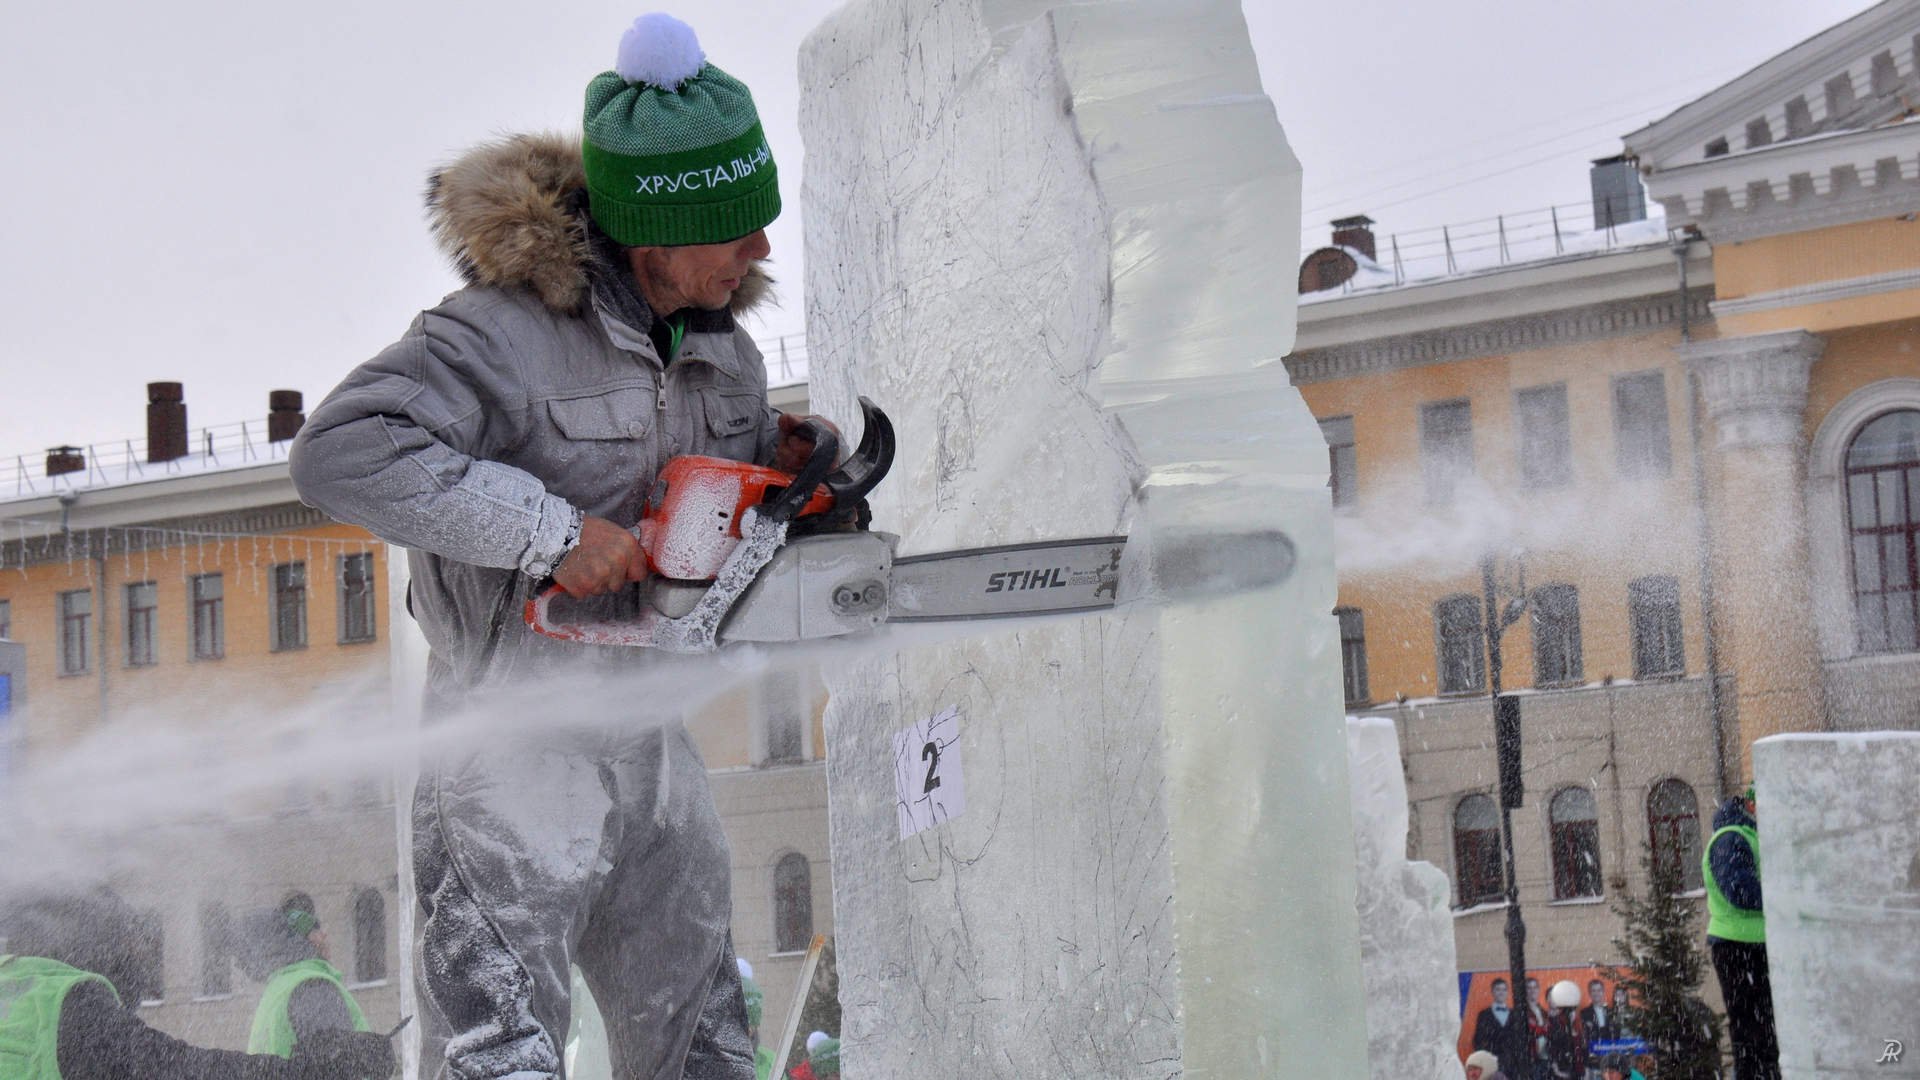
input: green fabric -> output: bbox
[1702,824,1766,943]
[755,1045,774,1080]
[740,973,762,1030]
[0,955,120,1080]
[247,958,371,1057]
[809,1036,840,1078]
[582,64,780,246]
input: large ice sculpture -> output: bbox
[1753,733,1920,1080]
[801,1,1370,1074]
[1348,717,1464,1080]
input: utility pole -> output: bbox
[1482,551,1532,1075]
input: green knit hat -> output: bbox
[583,14,780,247]
[807,1032,840,1078]
[737,958,763,1029]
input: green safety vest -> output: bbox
[247,958,370,1057]
[755,1045,775,1080]
[1702,823,1766,943]
[0,954,120,1080]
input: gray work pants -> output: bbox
[412,722,755,1080]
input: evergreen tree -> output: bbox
[1608,844,1724,1079]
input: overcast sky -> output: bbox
[0,0,1875,459]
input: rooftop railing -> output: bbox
[5,329,815,501]
[1300,197,1682,298]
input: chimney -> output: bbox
[1330,215,1377,261]
[46,446,85,478]
[147,381,188,464]
[1588,156,1647,230]
[268,390,306,443]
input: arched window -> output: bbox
[1845,409,1920,654]
[773,853,813,953]
[1549,787,1603,899]
[352,888,386,984]
[1452,794,1503,907]
[1647,779,1703,892]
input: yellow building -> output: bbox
[1290,0,1920,984]
[0,378,833,1048]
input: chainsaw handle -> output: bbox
[765,419,840,524]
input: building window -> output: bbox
[1530,584,1583,687]
[1647,778,1703,892]
[353,888,387,984]
[339,553,377,644]
[1319,416,1357,509]
[1452,794,1504,907]
[1629,575,1685,678]
[58,589,92,676]
[773,852,813,953]
[1435,594,1485,694]
[198,901,233,998]
[1549,786,1604,900]
[1420,399,1474,505]
[191,574,224,660]
[272,562,308,651]
[1614,371,1672,479]
[0,598,11,639]
[1335,607,1369,705]
[1517,384,1572,489]
[1845,409,1920,654]
[132,908,166,1005]
[125,582,158,667]
[762,670,806,765]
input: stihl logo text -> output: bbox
[985,568,1070,593]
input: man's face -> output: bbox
[1589,981,1604,1003]
[1613,987,1629,1007]
[1492,983,1510,1006]
[631,229,772,313]
[1467,1066,1485,1080]
[1526,979,1539,1003]
[308,927,332,964]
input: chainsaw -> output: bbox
[525,397,1295,652]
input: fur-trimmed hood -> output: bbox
[424,133,772,317]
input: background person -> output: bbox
[238,894,372,1058]
[0,888,393,1080]
[1703,785,1781,1080]
[1466,1048,1510,1080]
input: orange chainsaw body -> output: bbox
[637,455,836,581]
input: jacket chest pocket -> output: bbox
[547,387,654,441]
[543,388,657,515]
[697,387,766,464]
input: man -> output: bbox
[1465,1049,1509,1080]
[239,895,373,1058]
[1471,977,1529,1077]
[1578,978,1613,1077]
[291,14,827,1080]
[1703,785,1781,1080]
[1525,977,1549,1080]
[1543,980,1587,1080]
[0,888,392,1080]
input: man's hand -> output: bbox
[552,516,650,597]
[774,413,842,474]
[287,1029,396,1080]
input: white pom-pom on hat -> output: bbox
[736,957,754,981]
[616,13,707,90]
[806,1032,829,1052]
